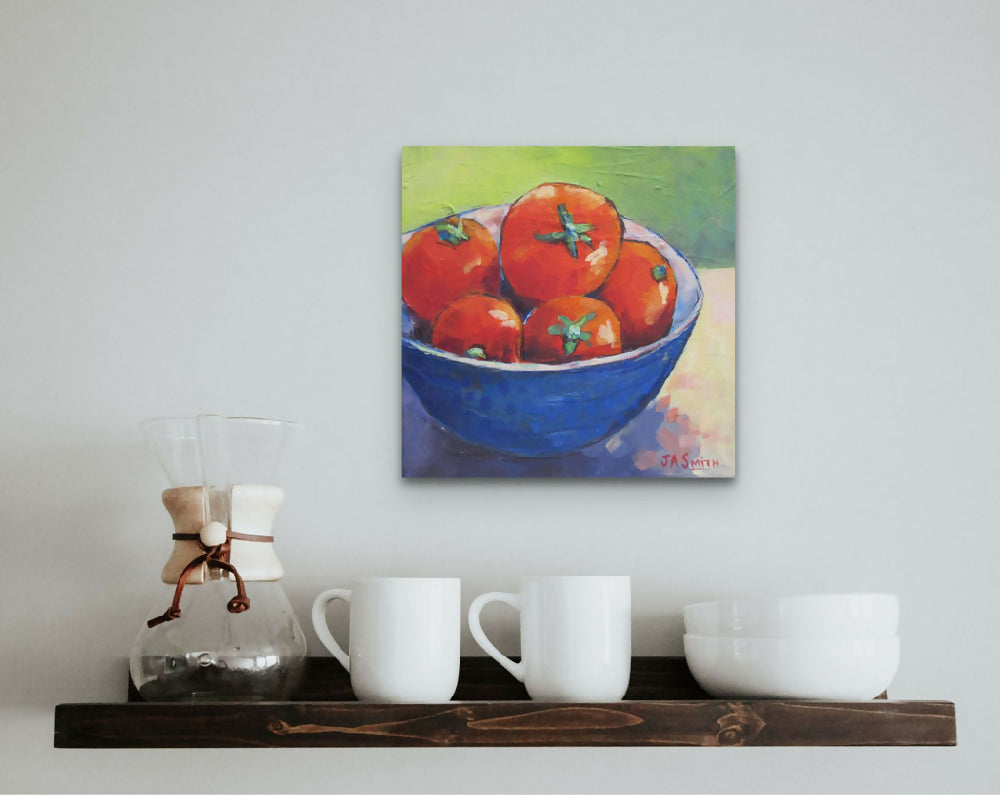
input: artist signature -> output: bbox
[660,454,719,471]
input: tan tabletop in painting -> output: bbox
[632,267,735,477]
[401,267,736,478]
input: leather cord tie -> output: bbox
[146,531,272,628]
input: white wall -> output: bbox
[1,1,998,792]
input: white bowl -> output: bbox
[683,593,899,638]
[683,634,900,699]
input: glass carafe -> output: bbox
[130,415,308,701]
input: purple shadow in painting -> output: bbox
[402,379,702,478]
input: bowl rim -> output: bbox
[401,204,704,372]
[682,634,901,647]
[682,593,900,613]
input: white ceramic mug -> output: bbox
[311,577,461,703]
[468,575,631,702]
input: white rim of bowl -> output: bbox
[683,593,899,611]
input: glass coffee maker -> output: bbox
[130,415,308,701]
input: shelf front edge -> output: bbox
[54,698,956,749]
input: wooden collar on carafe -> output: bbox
[147,526,273,629]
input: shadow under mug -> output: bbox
[311,577,461,703]
[468,575,631,701]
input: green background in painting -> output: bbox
[401,146,736,269]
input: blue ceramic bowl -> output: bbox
[402,205,703,458]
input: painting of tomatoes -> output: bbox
[597,240,679,349]
[402,216,501,325]
[401,147,736,479]
[500,183,623,303]
[522,297,622,364]
[431,294,522,363]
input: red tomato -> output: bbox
[523,297,622,363]
[597,240,678,348]
[431,294,523,363]
[499,183,623,303]
[402,216,501,324]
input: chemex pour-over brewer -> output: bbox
[130,415,308,701]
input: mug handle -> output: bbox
[311,588,351,672]
[468,591,525,682]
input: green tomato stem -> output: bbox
[533,204,595,259]
[547,311,597,355]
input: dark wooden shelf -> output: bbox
[54,657,956,748]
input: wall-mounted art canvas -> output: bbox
[401,146,735,478]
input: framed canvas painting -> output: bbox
[401,146,735,478]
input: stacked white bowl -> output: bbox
[682,593,900,699]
